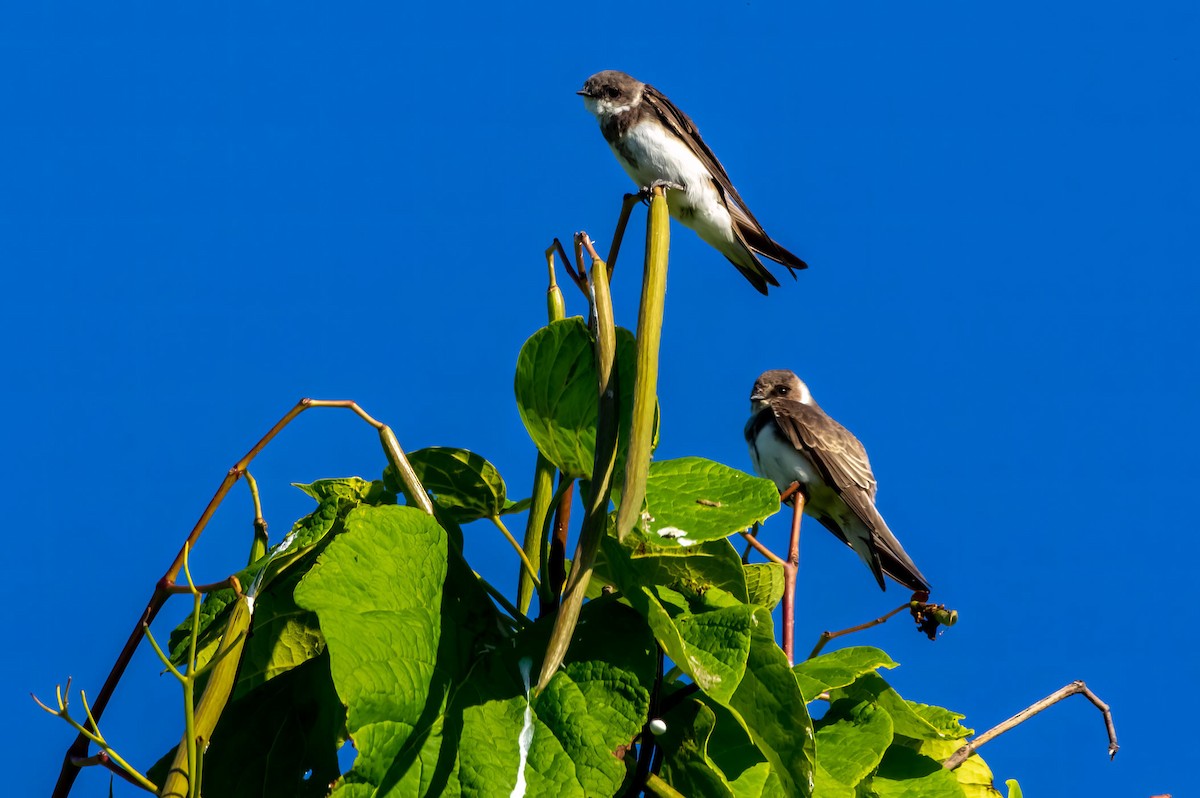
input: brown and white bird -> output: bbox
[744,369,930,592]
[578,70,807,295]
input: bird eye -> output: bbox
[604,86,619,99]
[776,385,789,395]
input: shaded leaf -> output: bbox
[406,446,508,523]
[657,699,737,798]
[600,530,750,603]
[912,738,1005,798]
[723,610,816,797]
[870,745,965,798]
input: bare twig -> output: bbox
[943,680,1118,770]
[604,192,643,278]
[552,237,587,300]
[52,399,428,798]
[807,602,912,660]
[739,527,786,565]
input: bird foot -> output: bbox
[638,180,684,202]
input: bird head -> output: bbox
[577,70,644,119]
[750,369,813,411]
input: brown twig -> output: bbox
[551,238,587,300]
[782,491,805,665]
[605,192,643,279]
[943,680,1118,770]
[739,528,785,565]
[807,602,912,660]
[52,399,428,798]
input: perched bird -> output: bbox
[578,70,807,295]
[744,369,930,592]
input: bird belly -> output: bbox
[615,124,732,228]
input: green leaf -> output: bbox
[792,646,898,702]
[406,446,508,523]
[638,458,779,546]
[449,600,655,798]
[1005,779,1023,798]
[838,673,957,741]
[167,491,351,673]
[230,567,324,700]
[293,477,393,505]
[146,655,345,798]
[293,505,453,792]
[646,586,755,704]
[657,699,737,798]
[600,530,750,604]
[910,738,1005,798]
[743,563,785,610]
[812,697,894,788]
[513,317,650,479]
[722,610,816,797]
[682,613,817,797]
[907,701,973,739]
[869,745,966,798]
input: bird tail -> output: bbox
[740,224,808,278]
[825,512,931,593]
[730,258,781,295]
[870,515,931,593]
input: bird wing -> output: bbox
[772,398,930,592]
[770,398,877,505]
[640,85,754,213]
[641,83,806,275]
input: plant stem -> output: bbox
[536,235,620,692]
[491,515,541,587]
[644,773,687,798]
[544,474,575,614]
[243,470,269,565]
[518,248,569,613]
[782,492,804,665]
[52,399,427,798]
[615,186,670,543]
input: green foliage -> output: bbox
[514,316,653,479]
[129,246,1023,797]
[638,456,780,546]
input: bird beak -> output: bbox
[576,89,591,97]
[750,392,765,402]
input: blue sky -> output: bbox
[4,1,1196,795]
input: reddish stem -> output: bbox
[782,491,805,665]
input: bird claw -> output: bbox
[638,180,684,202]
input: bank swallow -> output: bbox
[745,369,930,592]
[578,70,807,295]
